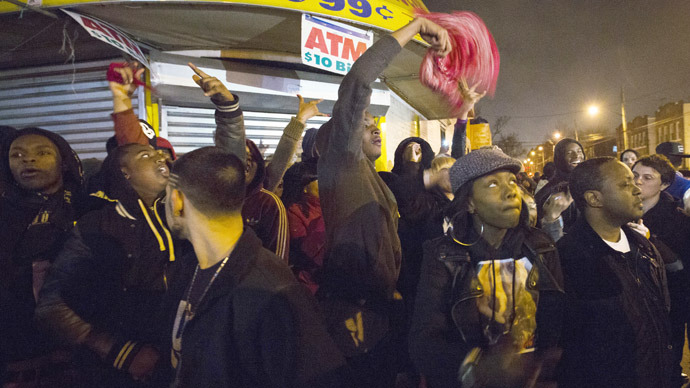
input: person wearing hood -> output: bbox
[187,63,325,262]
[0,127,84,386]
[534,138,585,236]
[633,154,690,386]
[36,143,188,387]
[557,157,672,388]
[409,148,564,388]
[380,140,454,386]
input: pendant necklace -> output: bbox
[183,255,230,321]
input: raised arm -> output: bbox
[451,80,486,158]
[320,18,450,159]
[265,95,326,192]
[109,63,150,146]
[189,63,246,163]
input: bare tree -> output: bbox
[494,132,526,158]
[492,115,511,138]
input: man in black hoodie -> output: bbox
[534,138,585,237]
[0,128,84,386]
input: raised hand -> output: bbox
[457,78,487,119]
[109,63,145,100]
[188,62,235,103]
[627,219,650,238]
[296,94,327,124]
[417,18,452,57]
[542,191,573,223]
[403,142,422,163]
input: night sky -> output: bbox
[421,0,690,148]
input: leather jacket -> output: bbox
[409,224,565,388]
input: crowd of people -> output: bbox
[2,16,690,388]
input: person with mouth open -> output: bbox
[36,143,190,387]
[535,138,586,237]
[313,17,451,387]
[409,147,565,388]
[556,157,673,388]
[0,127,85,386]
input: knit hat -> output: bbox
[449,148,522,193]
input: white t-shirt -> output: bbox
[602,229,631,253]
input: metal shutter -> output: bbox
[0,59,138,160]
[161,105,330,157]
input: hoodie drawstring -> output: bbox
[138,199,175,262]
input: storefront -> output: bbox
[0,0,454,166]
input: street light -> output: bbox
[530,151,536,156]
[587,104,600,117]
[538,146,543,151]
[553,132,561,140]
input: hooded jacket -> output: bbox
[409,204,564,388]
[534,138,584,229]
[0,127,84,362]
[35,146,189,385]
[556,218,672,388]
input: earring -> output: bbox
[450,221,483,247]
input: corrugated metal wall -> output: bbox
[0,59,137,160]
[161,105,330,157]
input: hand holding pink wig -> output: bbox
[416,11,500,114]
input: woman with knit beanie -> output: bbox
[409,148,564,388]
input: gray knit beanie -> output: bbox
[449,148,523,193]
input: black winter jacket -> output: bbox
[556,218,672,388]
[643,191,690,268]
[409,224,564,388]
[170,228,351,388]
[36,196,189,384]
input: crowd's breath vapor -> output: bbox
[416,10,500,114]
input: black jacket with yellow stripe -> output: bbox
[36,193,192,383]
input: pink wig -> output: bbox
[416,11,500,114]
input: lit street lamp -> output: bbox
[587,104,600,117]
